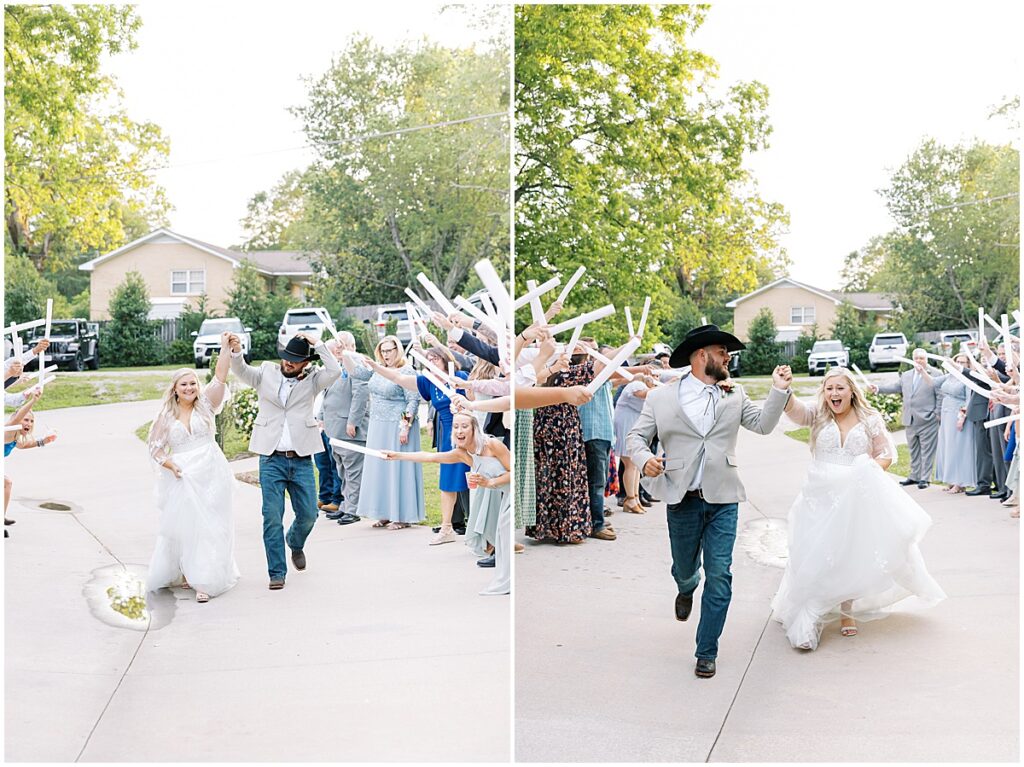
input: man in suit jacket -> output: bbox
[626,325,791,679]
[871,348,941,489]
[227,332,341,589]
[961,339,1012,498]
[321,332,370,525]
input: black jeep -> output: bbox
[26,318,100,371]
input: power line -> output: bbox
[924,192,1019,214]
[37,110,508,186]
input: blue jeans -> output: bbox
[666,495,738,660]
[584,439,610,531]
[259,453,319,581]
[314,432,342,505]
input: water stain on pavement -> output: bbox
[83,564,176,631]
[737,517,789,568]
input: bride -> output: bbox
[771,365,945,649]
[146,333,239,603]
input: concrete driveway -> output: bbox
[5,399,510,762]
[515,417,1018,762]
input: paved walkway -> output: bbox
[515,418,1019,762]
[5,399,510,762]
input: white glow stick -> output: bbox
[636,296,652,337]
[941,360,992,399]
[38,299,51,389]
[416,273,458,317]
[409,348,452,383]
[2,318,45,335]
[849,363,873,392]
[473,260,512,322]
[513,276,560,311]
[922,352,950,364]
[565,324,585,358]
[4,424,24,435]
[896,357,920,367]
[983,311,1004,337]
[624,306,635,337]
[979,307,986,345]
[984,413,1021,429]
[453,296,502,336]
[329,438,387,459]
[404,302,422,338]
[421,368,458,400]
[36,374,56,388]
[586,338,641,395]
[477,292,509,363]
[44,299,52,339]
[548,304,616,336]
[525,280,545,325]
[312,308,340,342]
[583,345,635,381]
[447,361,455,379]
[1013,310,1021,327]
[9,324,22,358]
[556,266,586,304]
[1002,313,1012,348]
[404,288,434,320]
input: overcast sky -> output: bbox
[107,2,1018,292]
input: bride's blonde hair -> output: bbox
[149,368,216,440]
[809,367,884,452]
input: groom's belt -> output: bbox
[684,488,704,500]
[272,449,302,459]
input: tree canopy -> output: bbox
[514,4,788,343]
[4,4,170,274]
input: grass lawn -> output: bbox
[133,421,443,527]
[10,375,167,411]
[784,427,911,478]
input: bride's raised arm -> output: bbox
[784,395,814,427]
[203,333,233,414]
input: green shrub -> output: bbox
[232,386,259,438]
[743,308,785,374]
[789,324,820,374]
[102,271,161,366]
[163,338,194,365]
[866,391,902,431]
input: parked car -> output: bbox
[278,307,332,348]
[25,319,99,372]
[937,330,977,357]
[192,317,251,368]
[807,340,850,376]
[728,349,742,378]
[868,332,909,370]
[371,304,414,343]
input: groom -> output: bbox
[227,331,341,590]
[626,324,791,678]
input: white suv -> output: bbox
[278,307,332,348]
[807,340,850,376]
[373,304,414,342]
[868,332,908,370]
[193,317,251,367]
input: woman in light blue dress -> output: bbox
[930,353,977,493]
[345,335,424,528]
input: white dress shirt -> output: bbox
[677,374,723,490]
[275,374,300,452]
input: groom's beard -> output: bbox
[280,364,307,379]
[705,358,729,382]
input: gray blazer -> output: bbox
[625,378,790,505]
[877,368,941,427]
[321,372,370,442]
[230,342,342,457]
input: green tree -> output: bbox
[3,253,52,324]
[102,271,160,366]
[225,262,299,360]
[515,4,788,342]
[830,304,877,369]
[743,308,783,374]
[789,323,820,374]
[4,5,170,273]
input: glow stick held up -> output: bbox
[404,288,434,320]
[409,348,453,384]
[548,304,616,336]
[565,324,584,358]
[849,363,873,392]
[583,345,635,381]
[513,276,560,311]
[329,438,387,460]
[416,273,458,317]
[478,293,509,364]
[9,323,22,359]
[556,266,586,304]
[525,280,545,325]
[2,318,45,336]
[454,296,502,336]
[586,338,641,395]
[624,306,635,337]
[421,368,458,401]
[941,360,993,399]
[636,296,652,337]
[474,259,512,322]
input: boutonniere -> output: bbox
[718,379,736,395]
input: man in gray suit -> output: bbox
[227,332,341,589]
[321,332,370,526]
[869,348,941,489]
[626,324,791,679]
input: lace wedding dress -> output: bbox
[145,380,240,598]
[770,399,946,649]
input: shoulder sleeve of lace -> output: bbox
[202,379,231,415]
[148,413,172,465]
[865,413,897,461]
[784,396,815,428]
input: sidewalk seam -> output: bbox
[704,609,772,763]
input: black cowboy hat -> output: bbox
[277,335,316,363]
[669,324,745,368]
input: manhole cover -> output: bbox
[737,517,789,568]
[39,502,71,511]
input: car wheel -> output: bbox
[69,352,84,372]
[195,359,205,369]
[243,353,252,364]
[86,350,99,370]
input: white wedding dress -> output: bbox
[145,380,239,598]
[770,399,946,649]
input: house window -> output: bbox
[790,306,815,324]
[171,270,205,295]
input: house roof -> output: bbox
[78,227,315,277]
[725,277,896,311]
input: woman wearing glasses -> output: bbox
[344,335,425,528]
